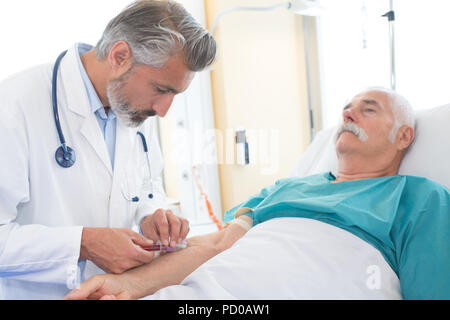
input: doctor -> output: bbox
[0,0,216,299]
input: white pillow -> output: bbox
[291,104,450,189]
[290,125,339,178]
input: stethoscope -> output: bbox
[52,50,153,200]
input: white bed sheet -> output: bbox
[143,218,401,300]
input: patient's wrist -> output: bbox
[229,216,253,232]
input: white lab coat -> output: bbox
[0,44,167,299]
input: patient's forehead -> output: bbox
[350,89,395,117]
[352,90,389,108]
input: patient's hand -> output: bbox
[64,273,137,300]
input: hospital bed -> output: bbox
[143,103,450,300]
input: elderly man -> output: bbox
[65,88,450,300]
[0,0,216,299]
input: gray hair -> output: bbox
[95,0,216,71]
[361,87,415,143]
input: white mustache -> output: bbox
[335,122,368,142]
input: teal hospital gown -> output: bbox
[224,172,450,300]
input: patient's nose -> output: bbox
[343,108,356,123]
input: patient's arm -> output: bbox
[64,216,252,300]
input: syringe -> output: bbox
[140,243,187,252]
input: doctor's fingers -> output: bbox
[126,229,154,247]
[166,211,184,247]
[153,209,171,246]
[127,232,156,264]
[151,210,188,247]
[179,217,190,243]
[134,245,156,265]
[162,210,190,246]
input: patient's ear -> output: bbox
[396,125,415,151]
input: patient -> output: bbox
[65,87,450,300]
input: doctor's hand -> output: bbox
[140,209,190,248]
[79,227,155,274]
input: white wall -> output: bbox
[0,0,131,81]
[205,0,312,211]
[395,0,450,110]
[318,0,391,128]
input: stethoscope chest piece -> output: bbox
[55,145,76,168]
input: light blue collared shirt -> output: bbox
[76,43,117,169]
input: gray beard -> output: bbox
[106,71,156,128]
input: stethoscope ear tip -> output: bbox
[148,194,154,199]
